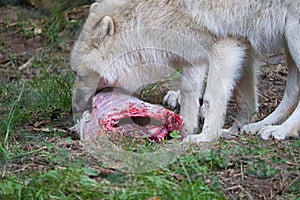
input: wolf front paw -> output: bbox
[241,122,267,135]
[163,90,181,109]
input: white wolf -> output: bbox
[71,0,300,142]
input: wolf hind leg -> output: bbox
[256,18,300,140]
[242,48,300,136]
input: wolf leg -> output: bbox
[256,17,300,140]
[242,51,300,136]
[180,63,207,135]
[221,49,258,138]
[184,39,247,142]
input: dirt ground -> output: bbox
[0,5,298,200]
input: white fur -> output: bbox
[184,39,248,142]
[163,90,181,109]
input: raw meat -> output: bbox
[79,88,183,142]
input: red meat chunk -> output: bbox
[81,89,183,142]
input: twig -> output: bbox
[225,185,254,200]
[18,57,34,71]
[225,185,242,191]
[285,161,300,167]
[257,92,269,101]
[240,164,244,181]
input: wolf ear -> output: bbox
[92,15,115,47]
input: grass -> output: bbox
[0,2,300,200]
